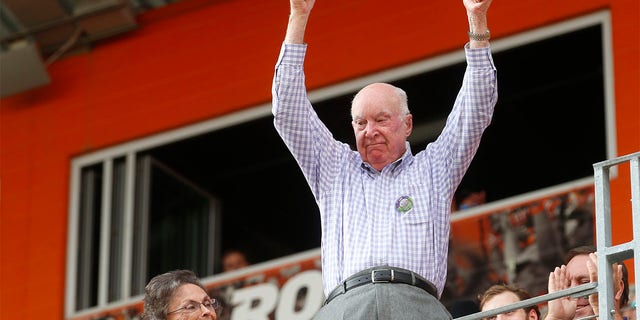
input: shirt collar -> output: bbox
[360,142,414,177]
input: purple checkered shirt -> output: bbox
[272,42,497,297]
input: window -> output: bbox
[66,154,220,313]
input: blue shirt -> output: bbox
[272,43,498,297]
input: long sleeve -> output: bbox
[272,43,352,199]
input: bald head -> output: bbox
[351,83,409,119]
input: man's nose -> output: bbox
[364,122,378,136]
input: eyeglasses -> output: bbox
[167,297,222,316]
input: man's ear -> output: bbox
[528,309,539,320]
[405,114,413,136]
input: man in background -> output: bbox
[479,284,540,320]
[546,245,629,320]
[221,249,250,272]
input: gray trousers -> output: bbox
[313,280,452,320]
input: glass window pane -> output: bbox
[76,164,102,310]
[147,159,213,278]
[108,157,127,302]
[132,155,217,292]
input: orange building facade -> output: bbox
[1,0,638,319]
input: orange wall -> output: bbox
[1,0,638,318]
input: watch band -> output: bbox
[468,29,491,41]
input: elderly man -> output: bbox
[272,0,497,318]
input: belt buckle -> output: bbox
[371,269,394,283]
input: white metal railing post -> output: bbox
[593,157,615,320]
[593,151,640,320]
[629,154,640,320]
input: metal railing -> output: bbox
[455,283,598,320]
[454,151,640,320]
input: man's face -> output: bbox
[482,291,535,320]
[222,252,249,272]
[566,254,594,319]
[351,83,412,171]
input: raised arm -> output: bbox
[463,0,492,48]
[284,0,315,44]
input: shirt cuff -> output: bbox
[464,43,495,69]
[276,43,308,67]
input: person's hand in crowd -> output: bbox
[546,265,576,320]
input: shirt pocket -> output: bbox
[398,184,431,225]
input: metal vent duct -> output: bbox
[0,0,141,97]
[0,39,50,97]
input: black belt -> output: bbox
[324,267,437,305]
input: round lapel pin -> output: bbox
[395,195,414,213]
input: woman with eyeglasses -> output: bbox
[142,269,221,320]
